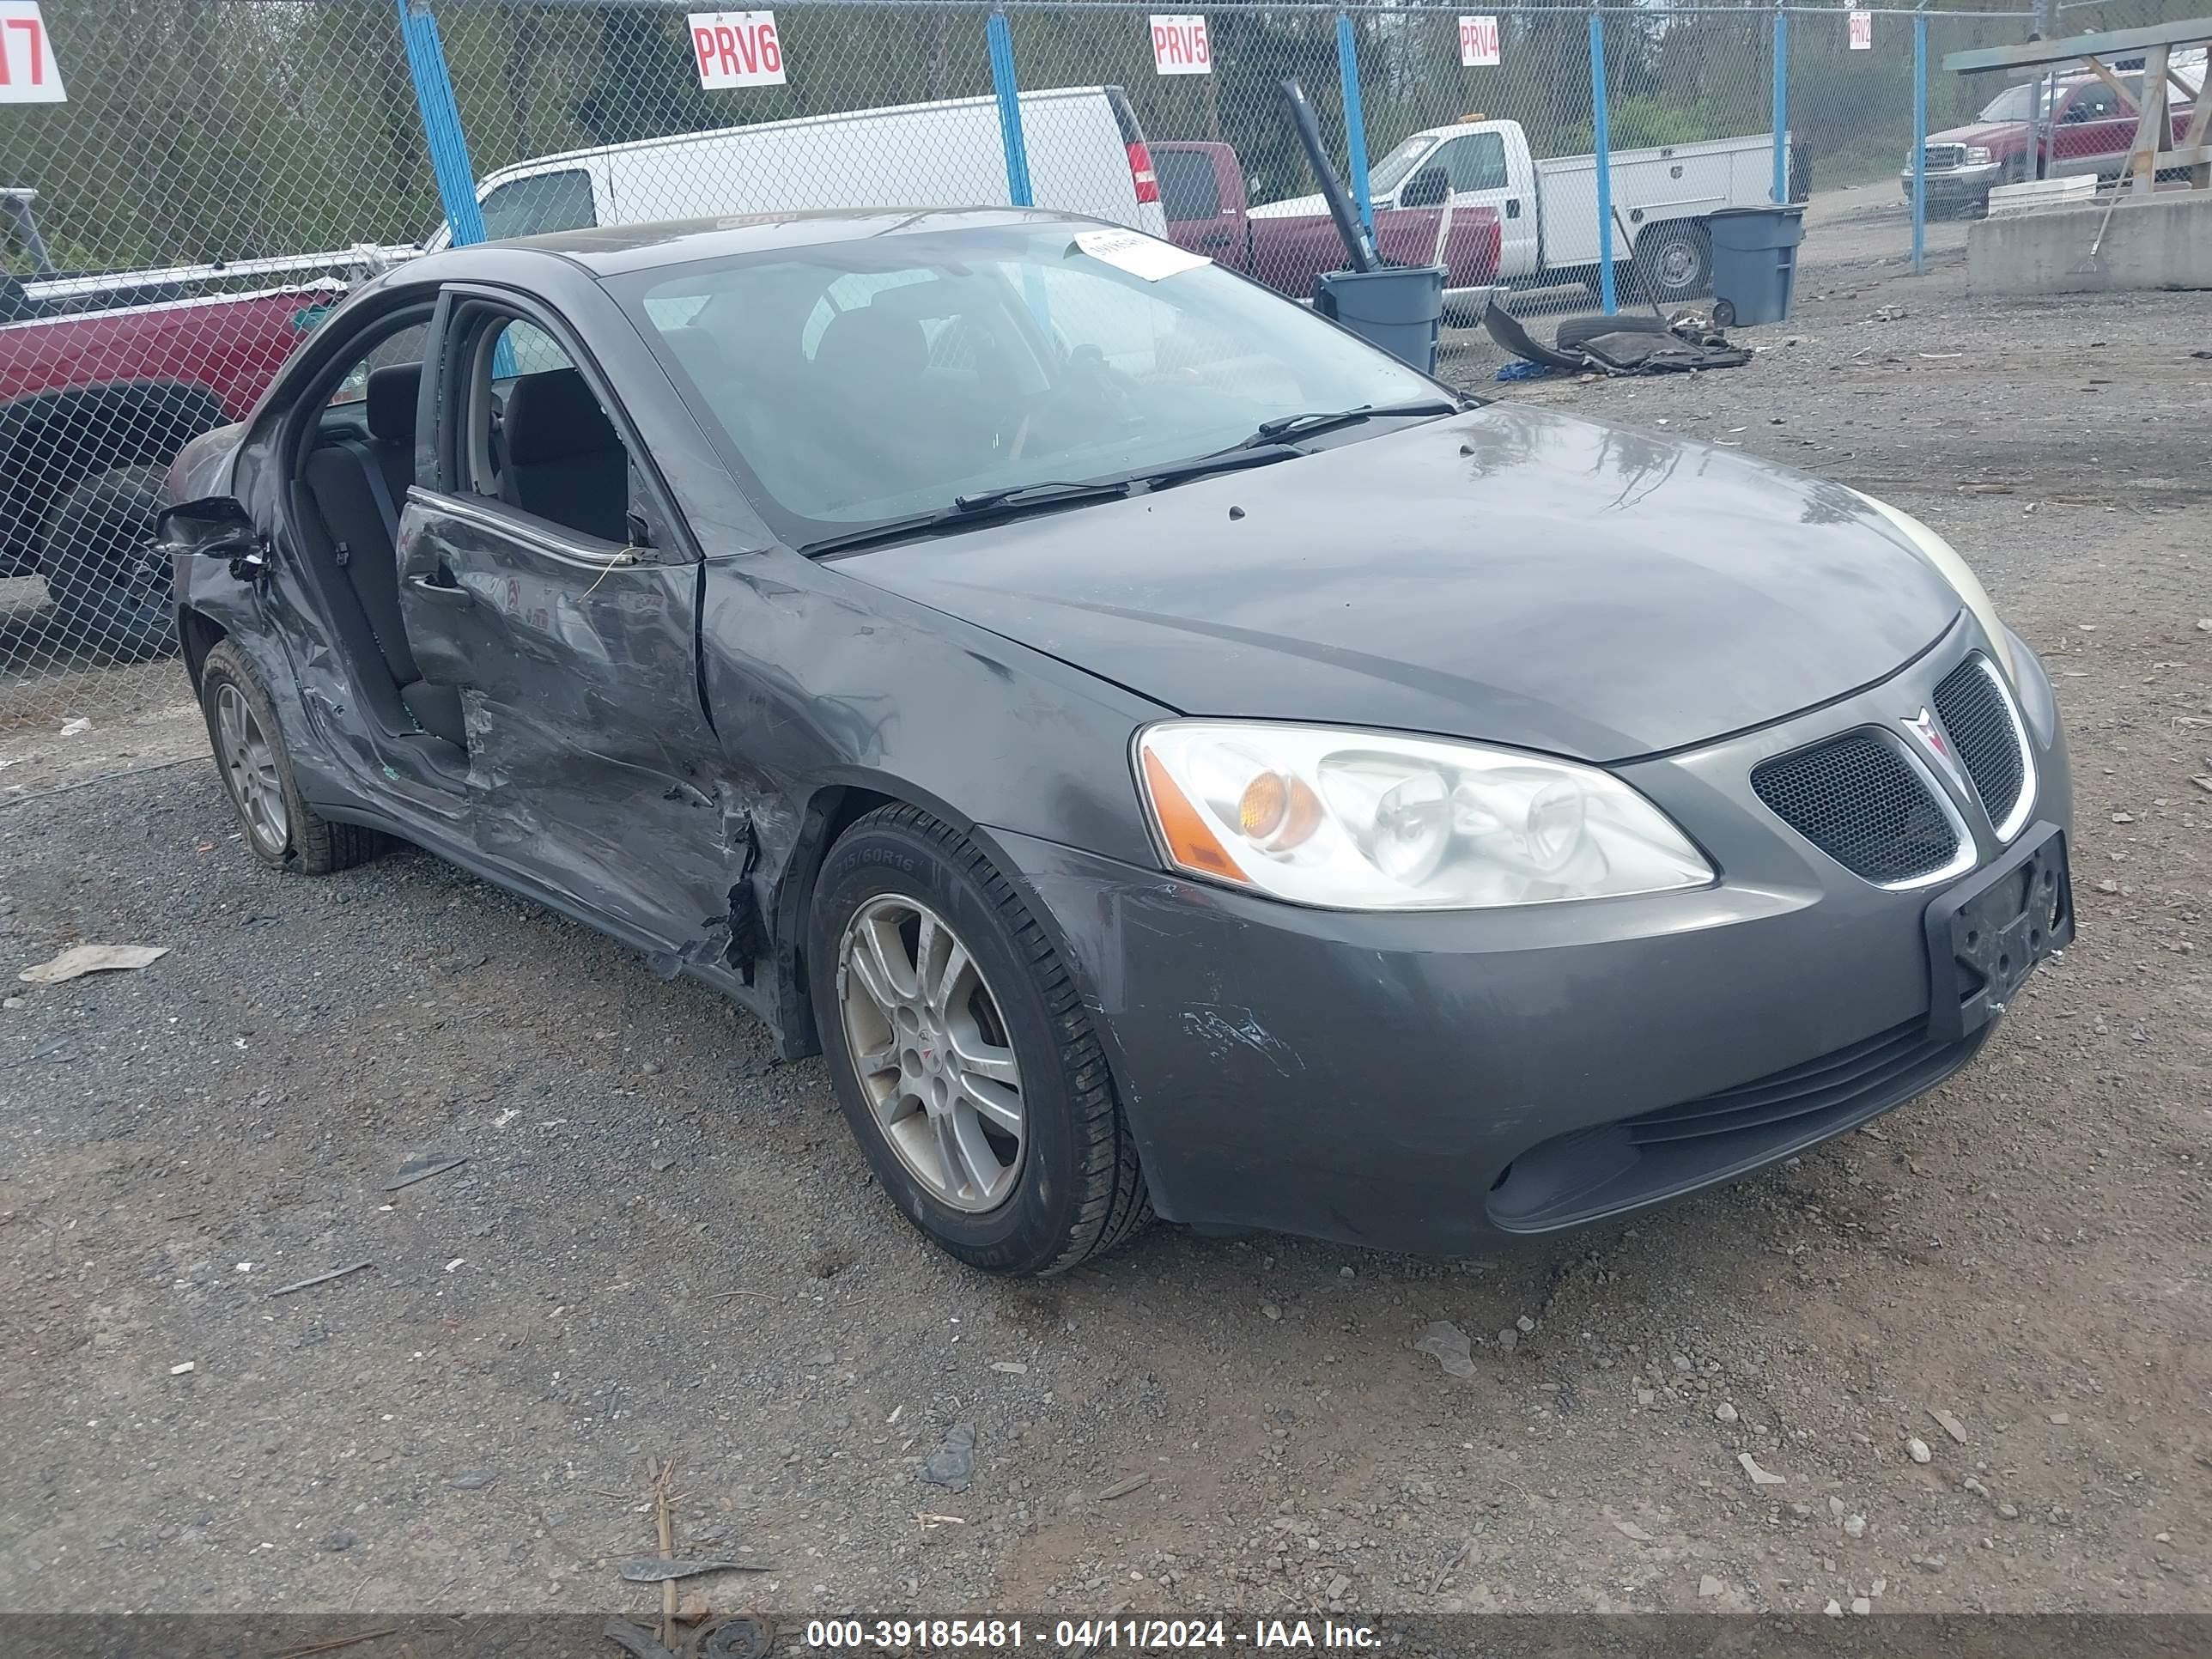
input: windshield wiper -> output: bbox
[950,479,1132,514]
[800,478,1133,556]
[1242,397,1465,447]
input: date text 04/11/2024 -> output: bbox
[801,1620,1382,1650]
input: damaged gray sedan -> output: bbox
[162,210,2074,1275]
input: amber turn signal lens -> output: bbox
[1239,771,1287,839]
[1142,749,1247,882]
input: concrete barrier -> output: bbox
[1967,191,2212,295]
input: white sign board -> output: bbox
[689,11,787,89]
[1073,228,1210,282]
[1848,10,1873,51]
[1151,15,1212,76]
[1458,15,1501,70]
[0,3,65,104]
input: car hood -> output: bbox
[836,406,1961,763]
[1924,120,2019,149]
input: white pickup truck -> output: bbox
[1256,117,1798,307]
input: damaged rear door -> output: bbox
[394,289,743,962]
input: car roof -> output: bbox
[483,206,1102,276]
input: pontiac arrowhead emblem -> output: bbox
[1902,707,1966,787]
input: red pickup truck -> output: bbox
[3,188,402,655]
[1152,141,1500,307]
[1907,68,2200,215]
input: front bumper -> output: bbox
[994,621,2072,1255]
[1901,162,2003,204]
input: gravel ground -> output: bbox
[2,231,2209,1627]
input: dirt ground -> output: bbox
[1,209,2208,1629]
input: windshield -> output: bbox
[614,221,1439,547]
[1976,82,2058,123]
[1366,135,1436,199]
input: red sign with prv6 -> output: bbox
[690,10,787,89]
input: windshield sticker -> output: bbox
[1072,228,1211,283]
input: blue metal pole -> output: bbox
[394,0,486,246]
[1771,4,1790,203]
[1589,9,1615,314]
[1911,8,1929,274]
[1336,12,1375,240]
[987,11,1033,209]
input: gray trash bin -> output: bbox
[1706,204,1804,328]
[1313,264,1446,373]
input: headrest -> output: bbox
[365,362,421,444]
[503,366,619,466]
[813,305,927,386]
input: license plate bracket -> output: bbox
[1924,823,2072,1042]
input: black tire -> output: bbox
[198,639,386,876]
[1711,298,1737,330]
[40,465,177,660]
[808,804,1152,1275]
[1554,313,1668,350]
[1633,221,1712,306]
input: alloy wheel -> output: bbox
[836,895,1025,1212]
[216,682,287,856]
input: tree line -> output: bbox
[4,0,2152,275]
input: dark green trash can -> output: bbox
[1313,264,1446,373]
[1707,204,1804,328]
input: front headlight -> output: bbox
[1964,144,1995,165]
[1846,488,2017,684]
[1135,721,1713,911]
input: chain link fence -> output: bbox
[5,0,2065,763]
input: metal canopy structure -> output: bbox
[1943,16,2211,193]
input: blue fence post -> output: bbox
[1589,7,1615,315]
[987,11,1034,209]
[1911,6,1929,274]
[394,0,486,246]
[1771,2,1790,203]
[1335,12,1375,240]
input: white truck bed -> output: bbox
[1536,131,1780,268]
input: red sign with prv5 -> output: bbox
[690,11,787,88]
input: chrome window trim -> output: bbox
[404,486,639,574]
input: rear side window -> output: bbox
[1157,150,1222,222]
[480,169,598,242]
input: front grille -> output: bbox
[1922,143,1966,171]
[1621,1018,1967,1146]
[1933,656,2027,835]
[1486,1018,1987,1231]
[1752,732,1958,884]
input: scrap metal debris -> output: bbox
[382,1154,466,1192]
[618,1559,774,1583]
[1483,301,1751,379]
[18,943,169,984]
[267,1260,374,1298]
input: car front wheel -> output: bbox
[808,804,1151,1275]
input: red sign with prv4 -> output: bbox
[0,2,67,104]
[1458,15,1500,69]
[690,11,787,88]
[1151,15,1212,76]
